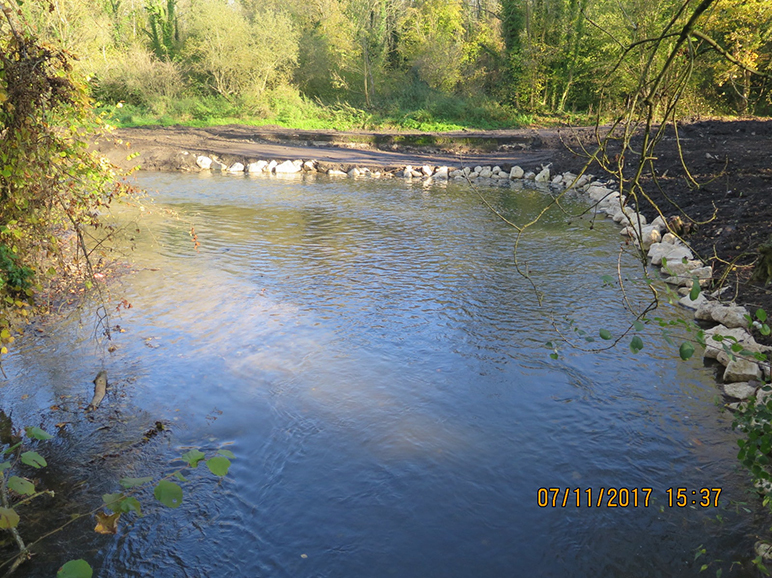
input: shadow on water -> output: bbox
[0,172,768,577]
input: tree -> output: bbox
[184,0,299,101]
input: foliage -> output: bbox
[0,418,235,576]
[0,0,117,359]
[184,0,299,101]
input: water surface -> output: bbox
[2,172,764,577]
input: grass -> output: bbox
[98,86,536,133]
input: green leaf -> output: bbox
[679,342,695,361]
[0,462,11,472]
[633,320,645,331]
[599,329,612,340]
[21,450,47,469]
[181,449,206,469]
[154,480,183,508]
[25,426,52,440]
[689,280,701,301]
[630,336,644,354]
[103,492,142,515]
[549,353,559,360]
[119,476,154,489]
[217,449,235,459]
[206,456,231,477]
[600,275,615,286]
[0,507,19,529]
[173,471,188,482]
[57,559,93,578]
[758,309,768,323]
[8,476,35,495]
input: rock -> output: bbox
[702,325,755,359]
[612,206,637,224]
[552,175,563,185]
[712,304,750,329]
[449,170,462,178]
[421,165,434,177]
[492,166,502,174]
[535,167,550,182]
[510,166,524,179]
[247,160,268,173]
[196,156,212,170]
[647,242,693,266]
[303,160,316,171]
[695,301,749,328]
[661,259,704,277]
[587,185,615,202]
[724,358,763,382]
[664,266,713,287]
[348,167,361,177]
[434,166,449,180]
[724,381,758,399]
[210,159,227,171]
[641,226,661,248]
[267,160,277,173]
[679,292,708,310]
[403,166,414,178]
[228,162,245,173]
[524,171,536,180]
[463,167,472,177]
[651,216,667,231]
[274,160,301,174]
[661,232,677,244]
[479,167,493,178]
[576,175,590,187]
[756,542,772,561]
[327,169,347,177]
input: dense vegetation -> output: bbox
[15,0,772,130]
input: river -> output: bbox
[1,172,765,577]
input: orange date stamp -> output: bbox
[537,487,722,508]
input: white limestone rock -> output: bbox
[421,165,434,177]
[696,302,749,328]
[210,159,227,171]
[275,160,301,174]
[403,166,414,178]
[651,216,667,231]
[535,167,550,182]
[524,171,536,180]
[663,266,713,287]
[327,169,347,177]
[678,292,708,310]
[702,325,755,359]
[267,160,278,173]
[434,166,449,180]
[724,381,758,399]
[196,155,212,170]
[724,358,763,383]
[247,160,268,173]
[510,166,524,179]
[228,162,245,173]
[661,259,704,277]
[587,185,615,202]
[662,232,678,244]
[348,167,361,177]
[479,167,493,178]
[647,242,694,266]
[303,160,316,171]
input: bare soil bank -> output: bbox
[97,120,772,323]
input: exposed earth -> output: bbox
[97,120,772,326]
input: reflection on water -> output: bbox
[1,172,766,577]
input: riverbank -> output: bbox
[96,119,772,322]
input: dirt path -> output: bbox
[97,124,556,172]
